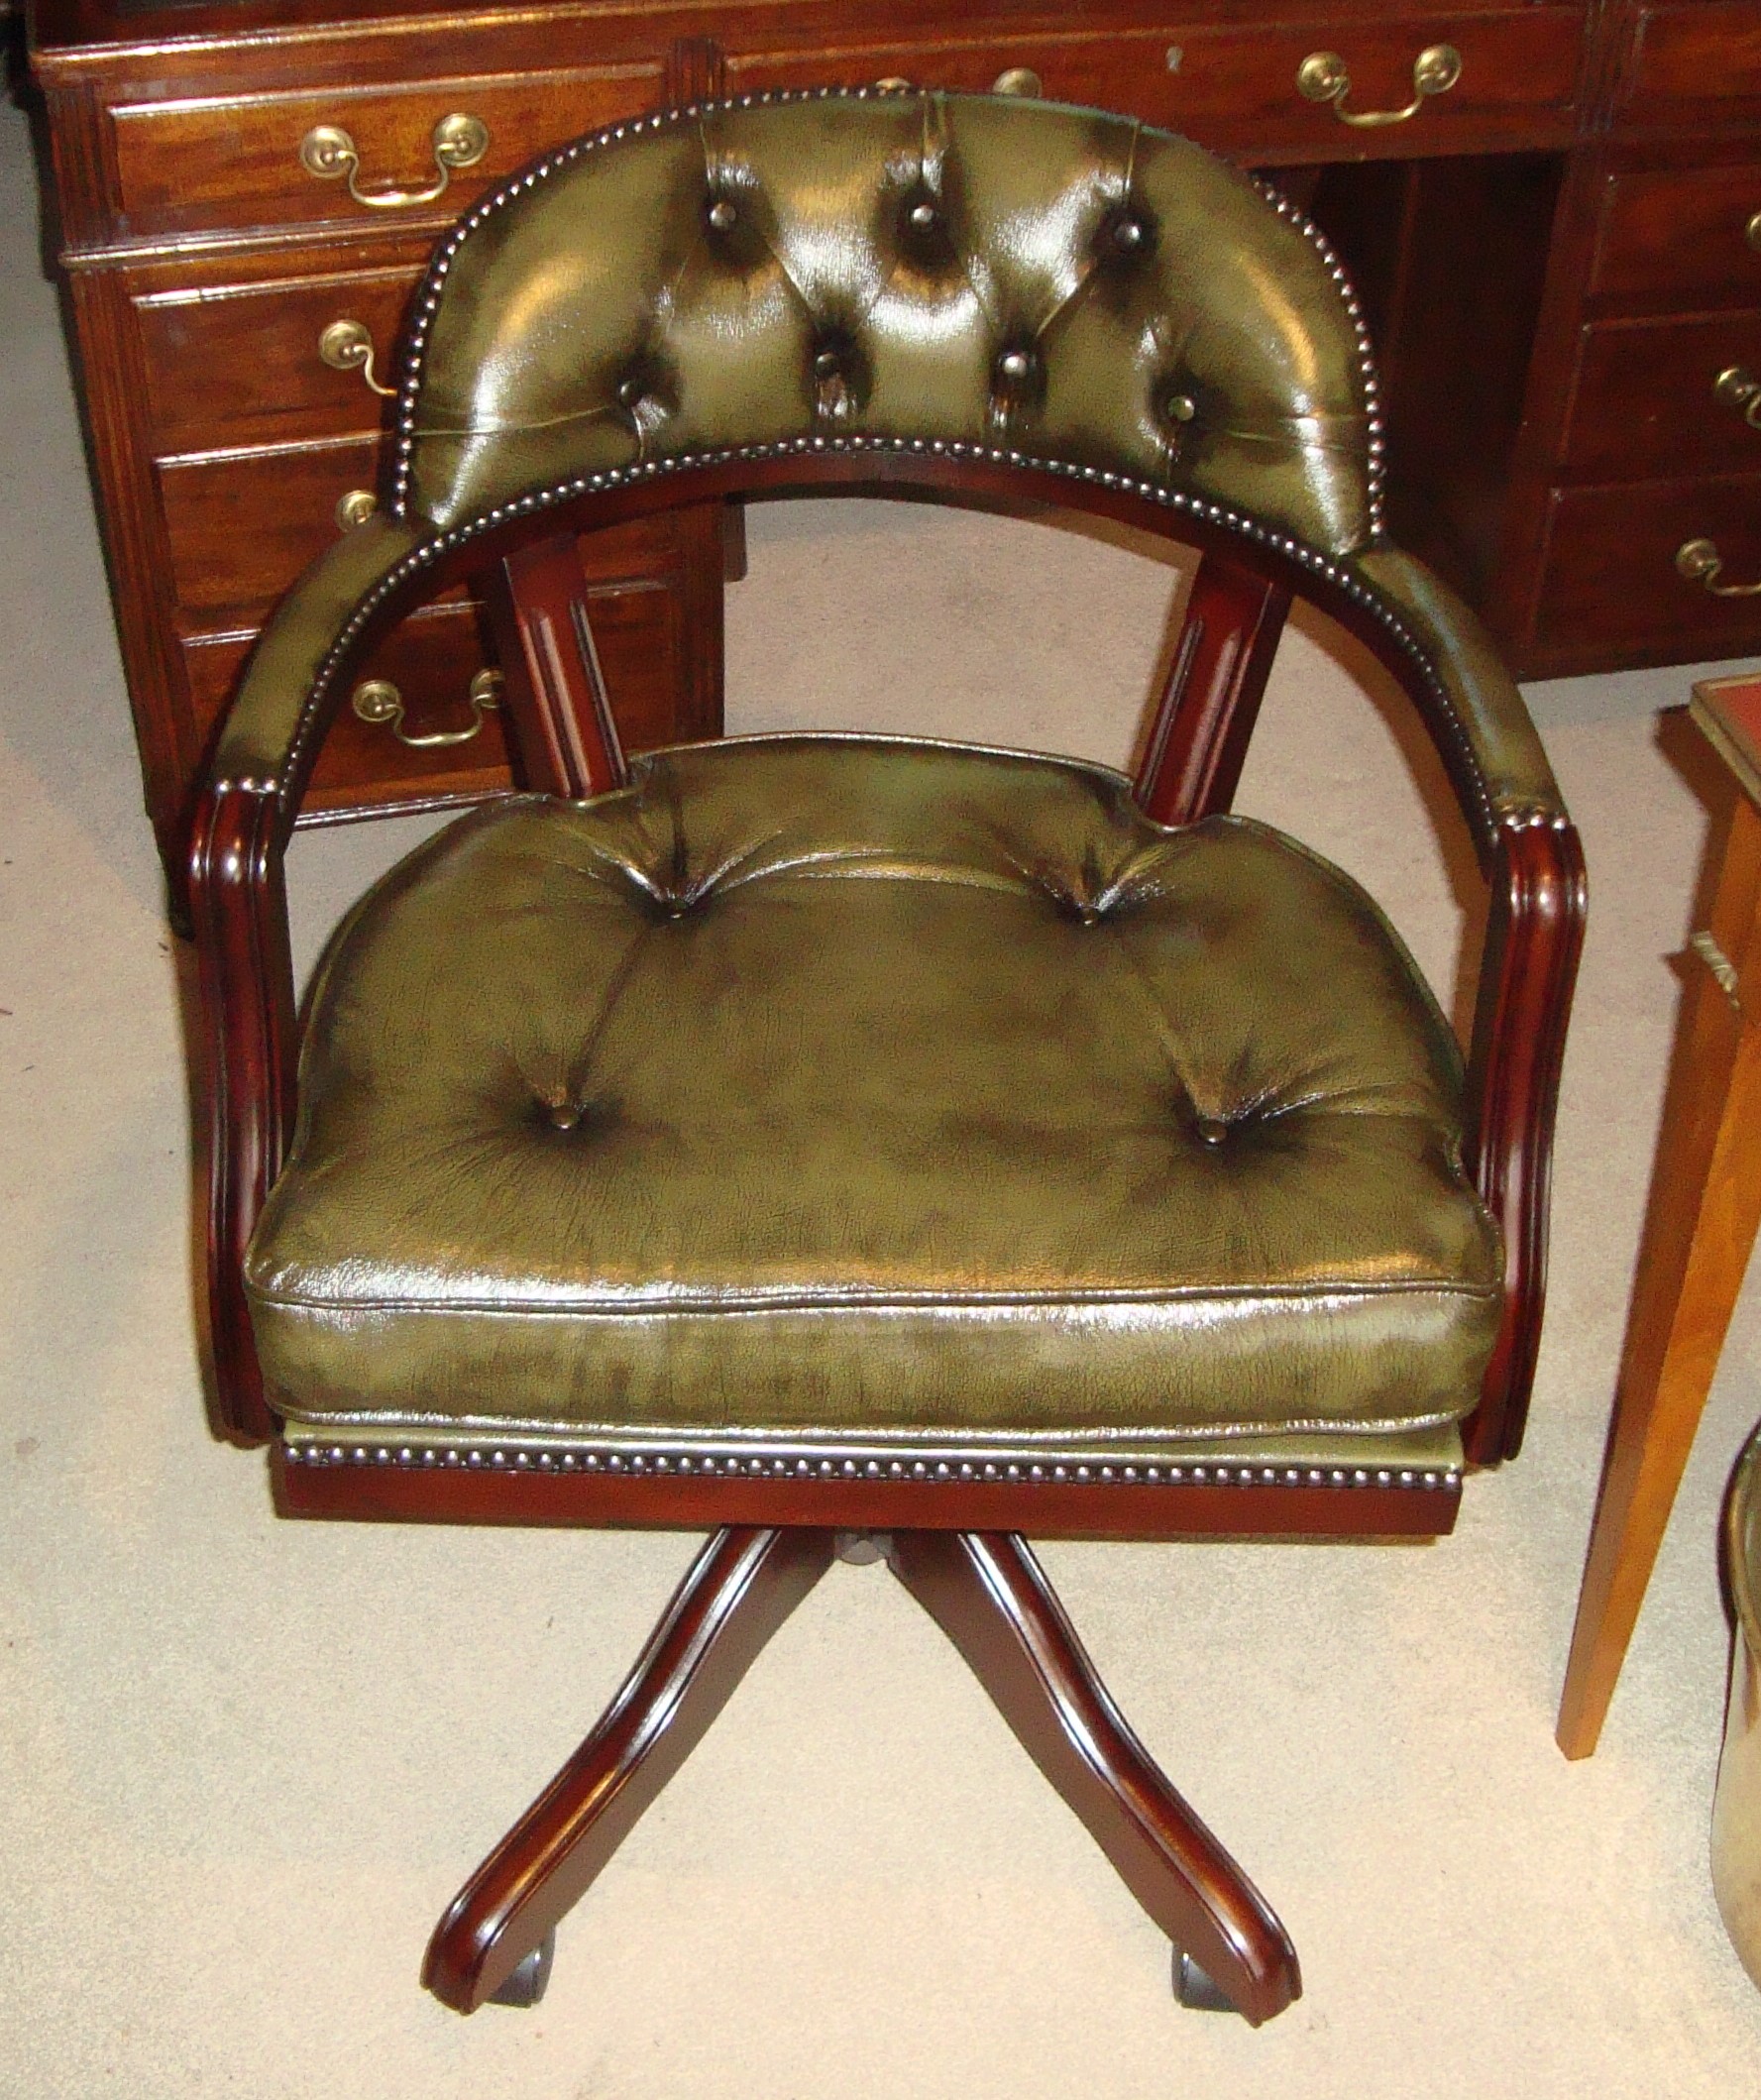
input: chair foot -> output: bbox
[487,1930,554,2008]
[422,1525,835,2013]
[1172,1944,1238,2013]
[888,1530,1301,2025]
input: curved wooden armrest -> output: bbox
[1330,550,1584,1462]
[186,518,423,1442]
[1460,812,1588,1464]
[187,782,299,1443]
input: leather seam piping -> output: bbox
[247,1280,1502,1316]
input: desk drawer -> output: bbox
[137,263,424,452]
[1535,475,1761,655]
[1623,5,1761,119]
[159,435,386,626]
[1563,311,1761,480]
[728,11,1582,159]
[109,63,660,244]
[158,435,711,634]
[1591,162,1761,308]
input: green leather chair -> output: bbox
[186,88,1586,2026]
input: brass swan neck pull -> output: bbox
[1677,538,1761,599]
[352,669,503,747]
[1297,44,1462,128]
[1715,365,1761,431]
[319,318,395,397]
[299,113,489,211]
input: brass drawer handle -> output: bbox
[873,76,914,91]
[334,488,380,531]
[1747,210,1761,254]
[992,66,1044,97]
[1677,538,1761,598]
[1715,365,1761,430]
[298,113,489,211]
[352,668,503,747]
[319,318,395,398]
[1297,43,1462,127]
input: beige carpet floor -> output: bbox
[6,85,1761,2097]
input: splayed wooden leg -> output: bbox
[888,1528,1300,2025]
[423,1525,834,2011]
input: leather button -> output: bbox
[1194,1114,1230,1147]
[1111,214,1148,254]
[998,348,1034,383]
[907,199,938,232]
[813,348,843,381]
[706,196,738,233]
[616,375,648,409]
[1160,389,1197,427]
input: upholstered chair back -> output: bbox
[389,91,1381,557]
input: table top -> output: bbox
[1693,673,1761,809]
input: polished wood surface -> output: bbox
[1558,779,1761,1757]
[26,0,1761,896]
[424,1525,836,2012]
[425,1524,1299,2022]
[891,1528,1300,2024]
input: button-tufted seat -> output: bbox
[252,736,1498,1455]
[186,86,1587,2031]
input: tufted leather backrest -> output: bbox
[392,91,1381,556]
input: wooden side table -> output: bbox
[1558,672,1761,1758]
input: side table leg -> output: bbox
[1559,804,1761,1756]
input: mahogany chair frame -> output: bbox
[186,443,1585,2023]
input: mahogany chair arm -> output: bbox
[186,516,422,1442]
[1343,547,1585,1465]
[1460,812,1587,1464]
[1349,546,1566,840]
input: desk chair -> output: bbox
[186,88,1586,2024]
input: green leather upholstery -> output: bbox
[248,738,1500,1456]
[209,89,1561,855]
[401,94,1375,552]
[1352,547,1562,824]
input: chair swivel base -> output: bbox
[420,1525,1302,2025]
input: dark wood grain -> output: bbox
[1533,473,1761,662]
[108,64,664,244]
[727,11,1583,163]
[1589,158,1761,311]
[271,1440,1464,1539]
[186,784,296,1444]
[423,1525,834,2011]
[1460,816,1588,1464]
[1133,556,1290,825]
[890,1529,1300,2023]
[1561,310,1761,483]
[490,534,631,800]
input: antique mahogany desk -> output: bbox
[25,0,1761,897]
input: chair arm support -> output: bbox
[1460,814,1588,1465]
[187,515,422,1442]
[186,784,298,1444]
[1349,546,1566,841]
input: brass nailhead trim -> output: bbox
[279,1441,1460,1492]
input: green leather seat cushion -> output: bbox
[248,737,1501,1452]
